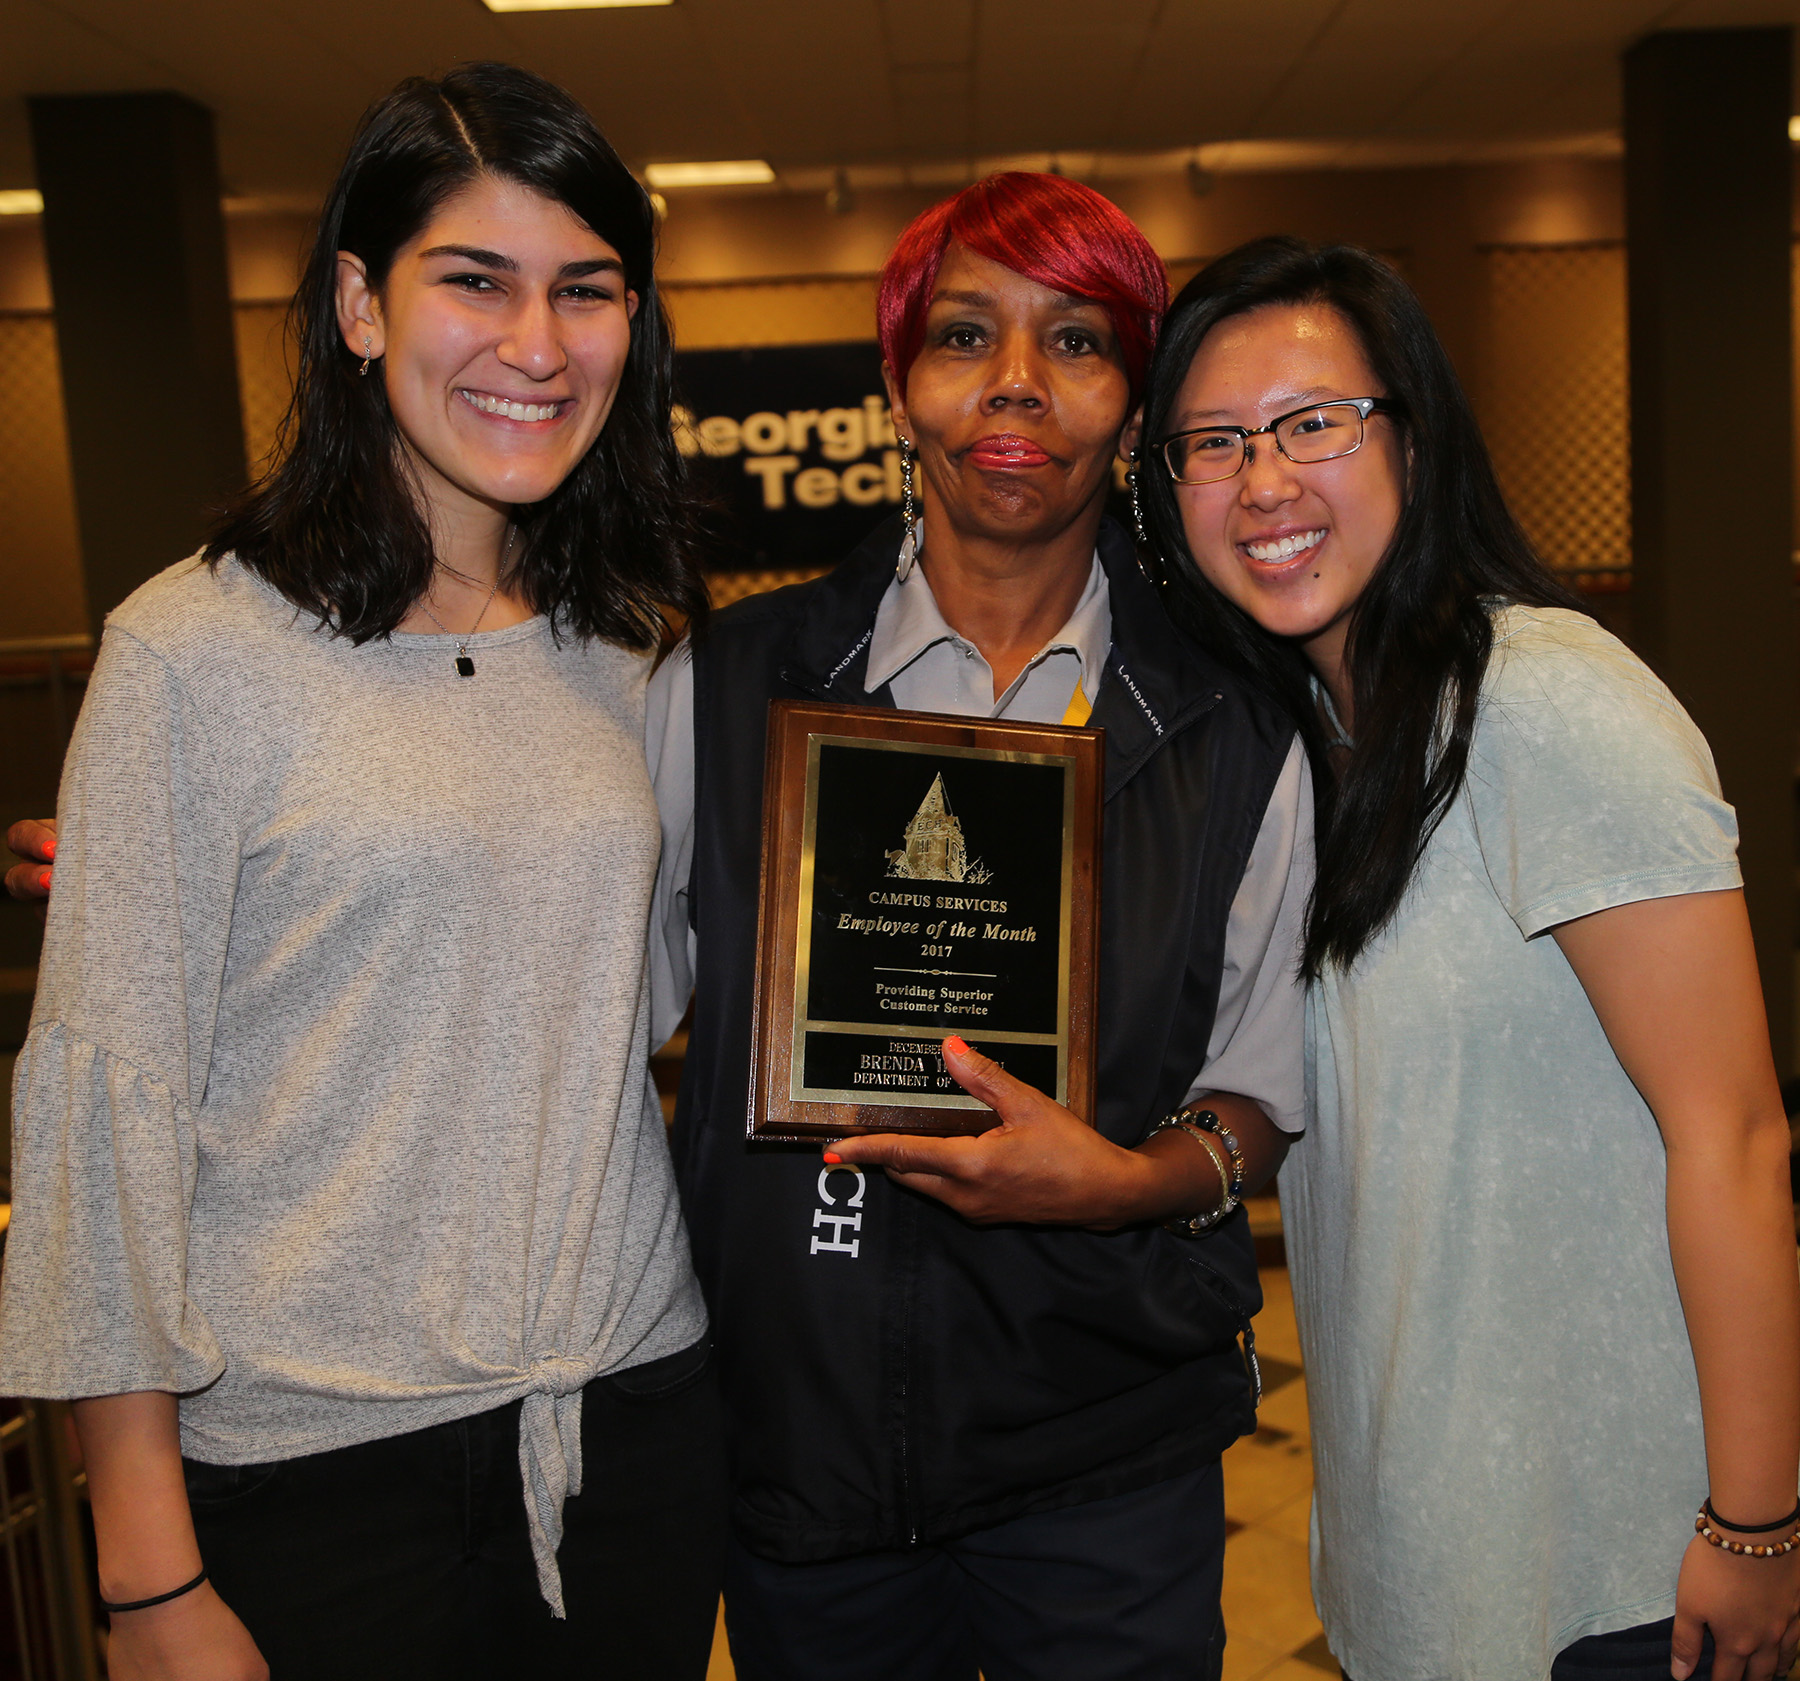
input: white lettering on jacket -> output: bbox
[811,1165,867,1258]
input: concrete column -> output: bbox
[28,92,246,638]
[1624,27,1798,1078]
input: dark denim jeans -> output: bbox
[1552,1618,1716,1681]
[1345,1617,1719,1681]
[184,1340,727,1681]
[723,1460,1228,1681]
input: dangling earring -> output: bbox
[358,334,374,377]
[1127,447,1160,585]
[896,439,921,582]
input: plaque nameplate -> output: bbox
[749,701,1102,1142]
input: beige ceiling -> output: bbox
[3,0,1799,201]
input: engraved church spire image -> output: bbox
[886,773,991,884]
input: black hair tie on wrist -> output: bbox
[1703,1497,1800,1535]
[98,1568,208,1614]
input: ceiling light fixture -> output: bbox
[1789,115,1800,142]
[482,0,671,10]
[0,189,44,216]
[644,159,775,189]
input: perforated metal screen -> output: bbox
[1480,243,1631,586]
[234,301,293,478]
[0,316,85,637]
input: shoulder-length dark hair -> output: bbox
[1139,236,1584,976]
[207,61,708,649]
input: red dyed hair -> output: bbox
[877,172,1168,398]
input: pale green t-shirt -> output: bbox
[1285,606,1744,1681]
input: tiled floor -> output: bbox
[1218,1266,1337,1681]
[705,1262,1332,1680]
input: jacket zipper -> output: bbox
[1186,1244,1264,1408]
[897,1200,919,1546]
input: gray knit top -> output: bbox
[0,556,708,1612]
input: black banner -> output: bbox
[673,341,900,572]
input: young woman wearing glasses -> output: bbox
[1138,236,1800,1681]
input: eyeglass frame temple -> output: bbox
[1157,396,1398,484]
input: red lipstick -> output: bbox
[967,433,1051,471]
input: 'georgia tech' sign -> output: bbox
[673,341,900,571]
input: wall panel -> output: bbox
[234,301,292,477]
[0,316,83,639]
[1481,243,1631,582]
[663,276,879,350]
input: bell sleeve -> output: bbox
[0,625,239,1397]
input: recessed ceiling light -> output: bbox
[482,0,670,10]
[643,160,775,189]
[1789,115,1800,143]
[0,189,43,216]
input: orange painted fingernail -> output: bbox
[38,870,51,890]
[822,1152,842,1164]
[42,840,54,860]
[944,1036,969,1056]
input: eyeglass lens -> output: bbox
[1165,402,1368,484]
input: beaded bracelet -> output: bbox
[1148,1112,1237,1237]
[1694,1508,1800,1558]
[1184,1108,1246,1201]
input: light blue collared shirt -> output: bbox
[866,551,1110,721]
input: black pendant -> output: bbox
[455,655,475,678]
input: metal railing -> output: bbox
[0,1402,100,1681]
[0,637,92,753]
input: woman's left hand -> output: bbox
[1671,1532,1800,1681]
[826,1038,1183,1228]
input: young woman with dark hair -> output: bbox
[650,172,1310,1680]
[0,63,723,1680]
[1140,236,1800,1681]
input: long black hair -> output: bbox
[207,62,708,649]
[1140,237,1584,976]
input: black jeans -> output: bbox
[722,1461,1228,1681]
[1344,1617,1719,1681]
[1553,1618,1716,1681]
[184,1341,727,1681]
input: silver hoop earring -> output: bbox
[896,439,920,582]
[358,334,373,377]
[1127,449,1146,546]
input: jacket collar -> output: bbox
[778,513,1223,800]
[776,514,902,703]
[1087,519,1223,800]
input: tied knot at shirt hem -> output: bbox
[531,1352,590,1398]
[518,1350,603,1619]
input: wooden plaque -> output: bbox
[749,700,1102,1142]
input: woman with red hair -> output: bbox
[7,171,1305,1679]
[649,172,1313,1679]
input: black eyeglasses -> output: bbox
[1158,397,1400,485]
